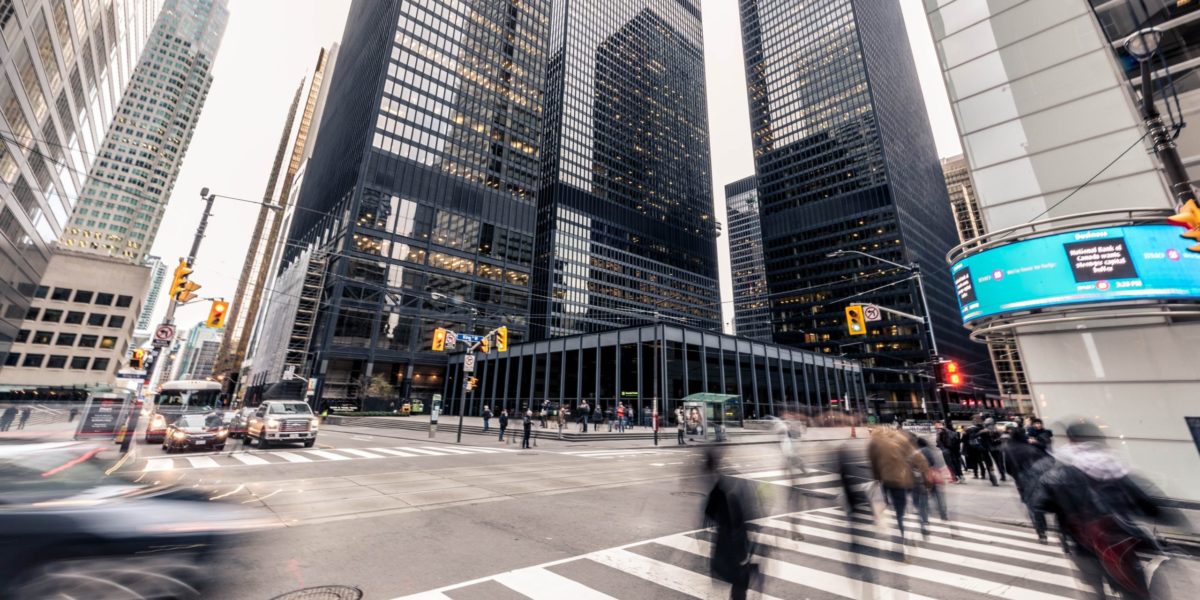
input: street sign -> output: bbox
[464,354,476,373]
[283,365,296,380]
[863,305,882,322]
[152,337,170,348]
[455,333,484,343]
[154,323,176,341]
[117,370,148,379]
[444,331,457,351]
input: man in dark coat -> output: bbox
[1004,426,1053,542]
[963,416,998,485]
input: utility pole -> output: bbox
[147,188,216,388]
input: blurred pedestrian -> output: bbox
[702,447,759,600]
[1004,425,1053,543]
[935,421,963,483]
[676,407,686,445]
[68,407,79,422]
[540,400,550,428]
[775,416,807,539]
[1030,418,1053,453]
[482,405,492,433]
[984,418,1008,482]
[578,400,589,433]
[521,409,533,449]
[0,406,15,431]
[498,409,508,441]
[963,415,998,485]
[868,428,929,544]
[1031,420,1172,599]
[616,403,627,433]
[915,437,950,527]
[17,407,31,430]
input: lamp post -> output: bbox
[825,249,945,423]
[430,292,478,443]
[1124,28,1197,207]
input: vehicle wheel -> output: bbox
[304,439,315,448]
[10,555,205,600]
[258,433,269,449]
[215,444,225,451]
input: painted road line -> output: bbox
[371,448,419,457]
[144,458,174,472]
[494,567,619,600]
[306,449,352,461]
[185,456,219,469]
[338,448,387,459]
[270,451,312,463]
[229,453,270,466]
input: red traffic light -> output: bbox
[942,360,962,387]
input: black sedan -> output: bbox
[162,413,229,452]
[0,440,269,598]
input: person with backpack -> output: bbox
[482,405,493,433]
[963,415,998,485]
[868,427,930,546]
[497,409,509,441]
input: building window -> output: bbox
[74,290,94,303]
[50,287,72,301]
[95,292,114,306]
[15,329,28,343]
[4,353,18,367]
[64,311,85,324]
[79,334,98,348]
[56,332,76,346]
[22,354,45,368]
[99,336,117,349]
[34,286,49,299]
[70,356,89,369]
[87,313,107,326]
[47,355,68,369]
[115,295,132,308]
[41,308,63,322]
[32,331,53,344]
[91,357,110,371]
[25,307,39,320]
[107,315,125,328]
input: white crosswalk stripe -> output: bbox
[390,506,1113,600]
[733,467,870,498]
[138,443,507,472]
[561,449,672,459]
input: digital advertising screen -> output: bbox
[951,224,1200,324]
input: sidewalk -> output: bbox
[324,414,861,449]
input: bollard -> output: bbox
[850,425,857,439]
[533,430,538,447]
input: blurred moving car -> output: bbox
[144,380,222,443]
[0,440,268,599]
[162,413,229,453]
[227,406,256,438]
[243,400,319,449]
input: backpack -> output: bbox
[967,428,984,450]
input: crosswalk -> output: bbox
[140,444,519,472]
[392,506,1097,600]
[733,467,873,499]
[559,448,691,460]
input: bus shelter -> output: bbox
[681,393,739,442]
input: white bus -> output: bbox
[144,380,222,443]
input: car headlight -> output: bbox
[216,429,228,438]
[266,418,280,429]
[151,415,166,428]
[310,417,320,428]
[172,430,187,440]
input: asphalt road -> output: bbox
[110,427,1198,599]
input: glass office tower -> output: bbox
[281,0,550,406]
[530,0,721,338]
[725,175,772,342]
[739,0,989,411]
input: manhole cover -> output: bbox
[671,491,706,497]
[271,585,363,600]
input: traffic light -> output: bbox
[845,305,866,336]
[206,300,229,328]
[466,376,478,392]
[130,348,146,370]
[1168,199,1200,252]
[942,360,963,387]
[481,335,491,353]
[169,259,201,302]
[432,327,447,351]
[496,326,508,352]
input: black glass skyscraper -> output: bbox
[281,0,550,405]
[739,0,989,410]
[530,0,721,338]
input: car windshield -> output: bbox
[176,414,218,428]
[156,389,220,412]
[268,403,312,415]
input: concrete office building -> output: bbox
[924,0,1200,501]
[738,0,989,416]
[529,0,722,337]
[0,249,148,386]
[0,0,164,366]
[57,0,227,261]
[724,176,772,342]
[279,0,551,407]
[940,155,1030,414]
[213,48,331,391]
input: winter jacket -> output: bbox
[868,429,929,489]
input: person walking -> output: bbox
[868,427,929,545]
[578,400,589,433]
[482,405,493,433]
[1004,425,1054,543]
[521,409,533,449]
[963,415,998,485]
[540,400,550,428]
[498,409,509,441]
[935,421,963,483]
[983,418,1008,482]
[915,437,951,529]
[0,406,16,431]
[17,406,31,430]
[702,447,759,600]
[1030,418,1053,453]
[616,403,627,433]
[676,407,686,445]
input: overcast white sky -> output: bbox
[150,0,960,333]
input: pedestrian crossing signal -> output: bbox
[465,376,478,392]
[130,348,146,369]
[432,327,447,352]
[845,305,866,336]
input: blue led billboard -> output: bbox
[951,224,1200,324]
